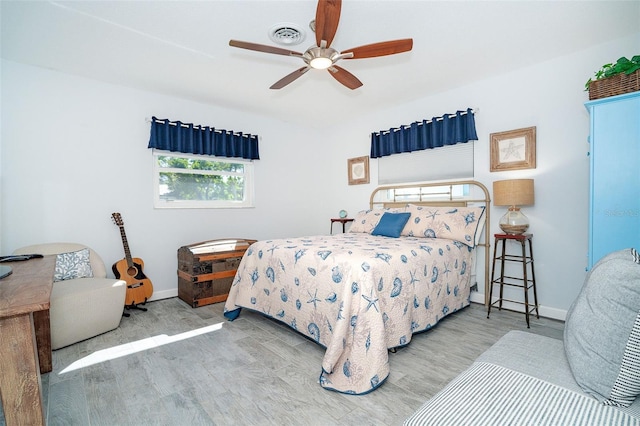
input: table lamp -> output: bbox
[493,179,534,234]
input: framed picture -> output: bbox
[490,126,536,172]
[347,156,370,185]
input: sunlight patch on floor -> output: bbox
[59,322,223,374]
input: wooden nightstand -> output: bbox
[487,233,539,328]
[330,218,353,234]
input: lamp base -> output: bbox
[499,207,529,235]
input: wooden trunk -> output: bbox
[177,238,256,308]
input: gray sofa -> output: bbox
[405,248,640,426]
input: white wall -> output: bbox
[2,31,638,317]
[0,60,335,300]
[324,32,640,319]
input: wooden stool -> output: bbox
[487,233,539,328]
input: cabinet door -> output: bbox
[588,93,640,268]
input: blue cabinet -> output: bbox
[585,91,640,269]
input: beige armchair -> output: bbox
[13,242,126,350]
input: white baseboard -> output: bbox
[148,288,178,302]
[148,288,567,321]
[470,292,566,321]
[536,305,567,322]
[469,291,485,305]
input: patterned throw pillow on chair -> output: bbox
[53,248,94,282]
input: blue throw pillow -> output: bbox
[371,212,411,238]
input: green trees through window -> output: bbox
[153,151,254,209]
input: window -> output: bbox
[377,142,474,185]
[152,150,254,209]
[374,182,470,205]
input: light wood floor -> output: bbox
[1,297,564,426]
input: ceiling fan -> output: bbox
[229,0,413,90]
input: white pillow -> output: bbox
[401,204,486,247]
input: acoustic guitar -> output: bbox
[111,212,153,309]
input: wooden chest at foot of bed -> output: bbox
[177,238,255,308]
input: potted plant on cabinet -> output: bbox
[585,55,640,100]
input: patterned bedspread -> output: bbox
[223,233,474,394]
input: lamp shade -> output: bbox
[493,179,534,207]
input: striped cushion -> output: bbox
[609,313,640,407]
[404,362,640,426]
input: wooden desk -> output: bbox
[0,256,55,426]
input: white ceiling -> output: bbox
[2,1,639,128]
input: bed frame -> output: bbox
[369,180,491,305]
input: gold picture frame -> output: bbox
[347,156,370,185]
[490,126,536,172]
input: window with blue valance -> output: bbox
[370,108,477,159]
[148,116,260,160]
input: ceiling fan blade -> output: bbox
[315,0,342,48]
[229,40,303,57]
[342,38,413,59]
[270,66,310,90]
[328,65,363,90]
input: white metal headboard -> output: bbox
[369,180,491,305]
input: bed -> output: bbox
[224,180,491,394]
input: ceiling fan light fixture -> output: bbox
[305,46,337,69]
[310,56,333,69]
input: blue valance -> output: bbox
[148,117,260,160]
[370,108,477,159]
